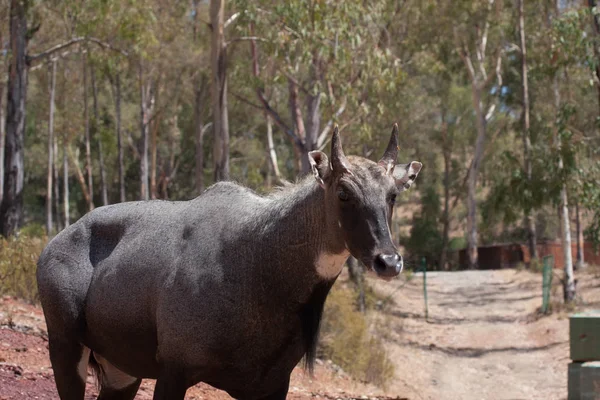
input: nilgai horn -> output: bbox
[37,124,422,400]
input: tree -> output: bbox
[82,52,94,210]
[454,0,505,269]
[211,0,230,182]
[518,0,538,261]
[46,60,57,235]
[90,63,108,206]
[1,0,29,237]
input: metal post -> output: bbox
[422,256,428,321]
[542,255,554,314]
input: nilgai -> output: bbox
[37,125,422,400]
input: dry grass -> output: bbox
[0,233,47,304]
[319,284,395,388]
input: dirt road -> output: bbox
[371,269,588,400]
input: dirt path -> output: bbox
[370,269,584,400]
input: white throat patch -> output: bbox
[315,251,350,279]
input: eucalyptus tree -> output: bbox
[453,0,508,269]
[230,0,400,175]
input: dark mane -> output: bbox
[301,279,335,374]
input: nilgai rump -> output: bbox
[36,125,422,400]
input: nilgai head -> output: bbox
[308,124,422,279]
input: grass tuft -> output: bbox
[319,284,395,388]
[0,231,47,304]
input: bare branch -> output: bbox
[454,28,476,82]
[450,114,507,212]
[225,36,268,48]
[317,97,347,149]
[201,122,213,136]
[461,47,477,83]
[485,103,496,122]
[475,27,487,81]
[87,37,129,56]
[282,70,309,95]
[482,47,503,89]
[28,36,128,66]
[29,49,72,71]
[69,147,92,206]
[224,12,240,29]
[248,33,303,150]
[231,91,263,110]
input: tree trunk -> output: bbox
[303,55,321,174]
[560,184,575,302]
[115,73,125,203]
[83,53,94,210]
[519,0,538,262]
[266,114,281,181]
[90,64,108,206]
[553,74,576,303]
[589,0,600,116]
[53,133,61,232]
[63,134,69,228]
[139,62,151,201]
[211,0,230,182]
[466,86,486,270]
[247,32,281,183]
[71,149,93,207]
[193,0,205,195]
[1,0,28,237]
[304,92,320,173]
[287,78,305,174]
[439,118,451,271]
[195,76,205,194]
[46,60,57,235]
[347,257,366,313]
[575,199,585,270]
[150,112,159,199]
[0,63,5,206]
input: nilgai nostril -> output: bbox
[378,253,401,269]
[36,124,422,400]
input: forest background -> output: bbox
[1,0,600,303]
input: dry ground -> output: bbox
[2,266,600,399]
[369,267,600,400]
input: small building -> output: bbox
[457,240,600,269]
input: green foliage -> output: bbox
[0,232,47,304]
[320,284,395,388]
[403,184,443,268]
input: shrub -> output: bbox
[529,257,543,273]
[0,233,47,304]
[319,284,395,387]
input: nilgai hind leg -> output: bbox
[47,336,90,400]
[152,368,188,400]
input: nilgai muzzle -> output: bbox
[36,124,422,400]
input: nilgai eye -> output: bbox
[338,189,349,201]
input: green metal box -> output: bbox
[569,362,582,400]
[581,362,600,400]
[570,311,600,362]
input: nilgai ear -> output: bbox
[308,151,331,189]
[330,125,352,176]
[378,123,399,175]
[393,161,423,191]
